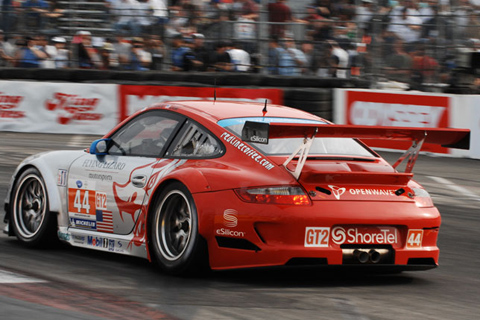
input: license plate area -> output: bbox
[341,244,394,265]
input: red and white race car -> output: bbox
[3,101,470,274]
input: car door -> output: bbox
[67,110,184,235]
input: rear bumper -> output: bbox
[194,190,441,270]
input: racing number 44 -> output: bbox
[406,230,424,249]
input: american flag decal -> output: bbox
[96,210,113,233]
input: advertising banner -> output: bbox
[337,89,451,154]
[119,85,284,121]
[0,81,117,135]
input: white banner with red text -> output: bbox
[0,81,118,135]
[334,89,479,159]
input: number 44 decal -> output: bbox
[406,230,424,249]
[68,188,107,215]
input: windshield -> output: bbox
[218,117,376,158]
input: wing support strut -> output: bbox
[283,127,318,180]
[392,131,426,173]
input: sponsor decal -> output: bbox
[304,227,329,247]
[82,159,126,171]
[108,239,115,252]
[406,229,423,249]
[76,180,83,188]
[96,192,107,210]
[87,236,109,248]
[216,228,246,237]
[57,231,70,241]
[304,226,399,247]
[328,185,397,200]
[220,132,274,170]
[45,92,102,125]
[0,92,25,119]
[88,173,113,181]
[68,187,96,216]
[96,210,114,233]
[70,218,96,230]
[57,169,67,186]
[331,226,398,245]
[328,185,346,200]
[223,209,238,228]
[72,235,86,244]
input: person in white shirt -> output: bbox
[227,42,251,72]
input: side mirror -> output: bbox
[89,139,110,155]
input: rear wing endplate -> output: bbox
[242,122,470,179]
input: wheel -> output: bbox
[149,182,208,275]
[11,168,57,247]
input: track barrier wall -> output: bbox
[0,78,477,159]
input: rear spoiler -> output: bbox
[242,122,470,179]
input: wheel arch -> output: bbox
[145,173,210,265]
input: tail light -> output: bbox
[235,186,311,205]
[412,188,434,208]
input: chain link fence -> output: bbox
[1,1,479,90]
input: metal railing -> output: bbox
[0,2,479,89]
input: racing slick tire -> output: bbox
[149,182,208,275]
[11,168,57,248]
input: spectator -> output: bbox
[233,0,258,21]
[411,44,439,84]
[278,37,307,76]
[210,40,233,72]
[16,35,47,68]
[125,37,151,70]
[301,40,317,75]
[149,0,169,35]
[268,0,293,38]
[170,34,197,71]
[1,0,15,34]
[0,29,14,66]
[51,36,70,69]
[267,35,282,74]
[384,39,412,83]
[112,0,142,36]
[313,0,332,19]
[100,41,120,70]
[192,33,209,71]
[22,0,49,30]
[227,42,250,72]
[75,31,100,69]
[388,2,422,46]
[327,40,349,78]
[355,0,373,31]
[233,15,257,54]
[144,34,164,70]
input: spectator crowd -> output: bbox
[0,0,480,85]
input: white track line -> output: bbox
[0,269,46,284]
[428,176,480,201]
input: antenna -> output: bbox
[262,99,267,117]
[214,78,217,104]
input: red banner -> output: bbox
[346,91,450,153]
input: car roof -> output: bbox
[148,100,324,123]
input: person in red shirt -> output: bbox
[268,0,292,38]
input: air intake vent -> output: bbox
[216,237,261,252]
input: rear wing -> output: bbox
[242,122,470,179]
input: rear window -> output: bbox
[218,117,376,158]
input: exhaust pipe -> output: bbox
[353,249,370,264]
[369,249,381,264]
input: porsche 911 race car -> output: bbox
[3,101,470,275]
